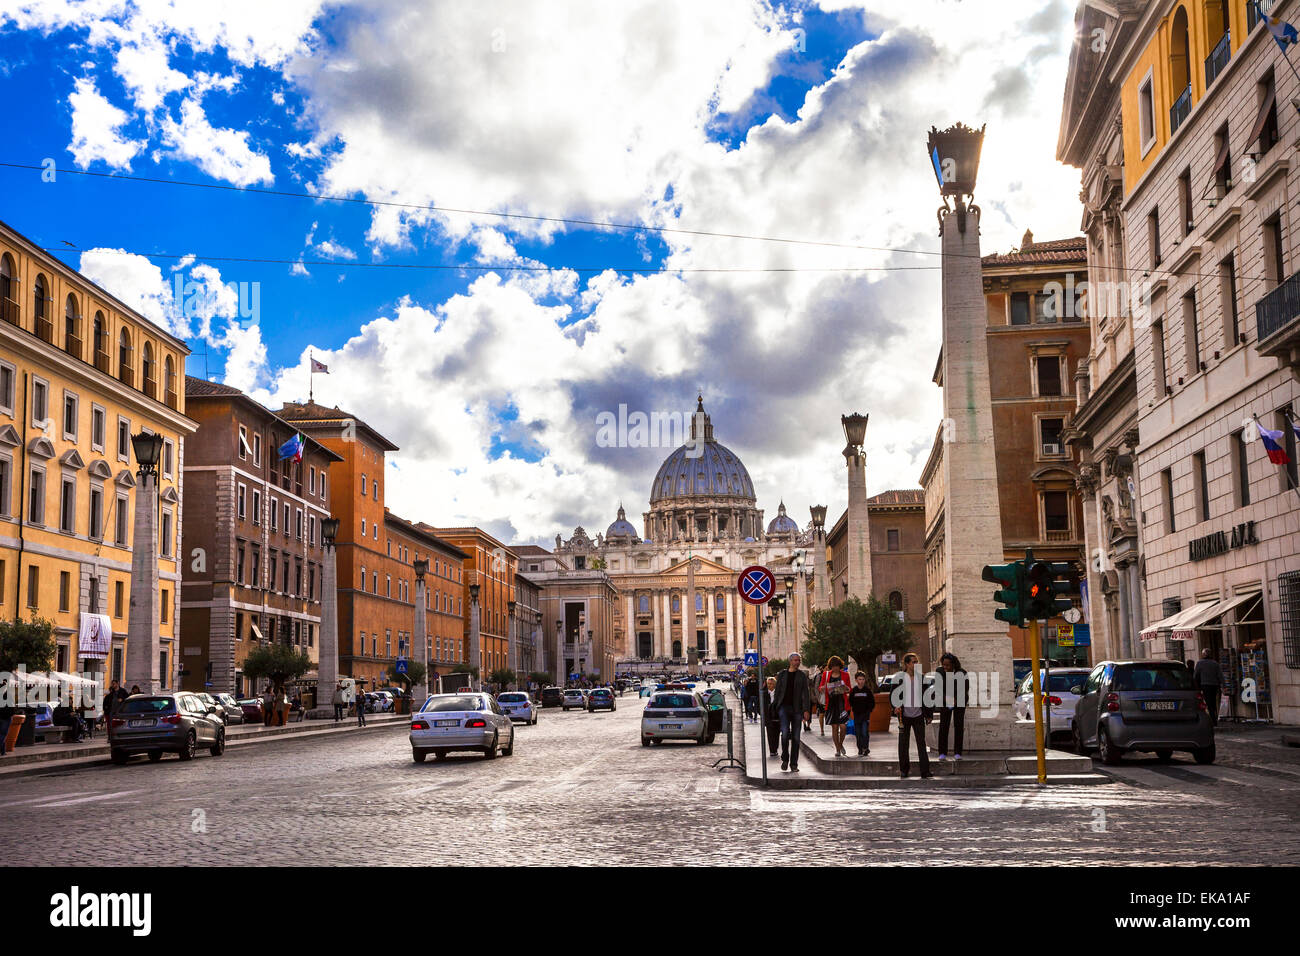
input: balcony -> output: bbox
[1255,269,1300,370]
[1,297,17,326]
[118,363,133,387]
[143,375,158,401]
[94,348,111,374]
[35,315,53,343]
[1205,32,1230,87]
[1170,84,1192,136]
[64,334,82,360]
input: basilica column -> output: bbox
[660,589,671,658]
[625,594,635,659]
[725,590,735,659]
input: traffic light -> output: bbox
[1024,561,1076,620]
[982,562,1025,627]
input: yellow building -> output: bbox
[0,217,194,691]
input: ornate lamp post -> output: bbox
[124,431,164,693]
[468,580,481,690]
[308,516,341,716]
[412,558,429,705]
[506,598,517,686]
[810,504,830,611]
[841,413,873,602]
[926,122,985,233]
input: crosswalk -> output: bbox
[1097,760,1300,791]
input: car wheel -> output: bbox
[147,750,163,763]
[503,730,515,757]
[210,729,225,757]
[111,749,128,765]
[1098,727,1122,766]
[434,750,448,762]
[413,750,427,763]
[484,732,499,759]
[1071,723,1088,755]
[1155,749,1173,763]
[641,738,651,747]
[177,731,197,762]
[704,732,715,744]
[531,714,538,725]
[1194,744,1216,765]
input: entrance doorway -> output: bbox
[638,632,652,659]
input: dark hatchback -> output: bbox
[1072,660,1215,765]
[587,688,616,712]
[540,687,565,708]
[108,692,227,763]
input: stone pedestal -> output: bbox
[411,575,428,705]
[938,204,1025,749]
[469,598,481,689]
[124,472,160,694]
[845,450,873,601]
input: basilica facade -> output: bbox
[554,399,816,666]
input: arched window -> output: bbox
[34,273,51,341]
[164,355,177,408]
[1170,7,1191,133]
[64,293,81,359]
[118,328,133,385]
[93,312,108,371]
[141,341,156,398]
[888,591,904,621]
[0,253,16,324]
[637,594,650,614]
[672,640,682,659]
[1205,1,1230,86]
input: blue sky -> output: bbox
[0,0,1082,545]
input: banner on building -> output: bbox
[78,613,113,659]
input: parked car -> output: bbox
[196,692,228,724]
[641,690,712,746]
[371,691,395,713]
[1071,660,1214,765]
[499,691,540,724]
[540,687,565,708]
[214,693,244,725]
[108,692,226,763]
[587,688,616,712]
[1013,667,1092,736]
[409,693,514,762]
[561,689,586,711]
[238,698,265,723]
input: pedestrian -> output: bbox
[0,699,15,757]
[847,670,875,756]
[1193,649,1224,726]
[263,687,275,726]
[128,684,141,696]
[356,689,367,727]
[772,652,811,773]
[892,652,932,779]
[934,652,967,762]
[821,657,852,757]
[762,676,781,757]
[101,679,120,730]
[743,671,760,722]
[332,682,345,722]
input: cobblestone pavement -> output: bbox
[1,697,1296,866]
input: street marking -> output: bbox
[748,785,1208,814]
[0,791,104,809]
[42,789,143,808]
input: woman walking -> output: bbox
[935,652,967,761]
[821,657,852,757]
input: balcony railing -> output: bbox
[143,375,157,401]
[1,297,18,326]
[1256,269,1300,360]
[1170,84,1192,135]
[94,349,111,373]
[64,334,82,360]
[1205,32,1230,87]
[35,315,53,343]
[118,363,133,386]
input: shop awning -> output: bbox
[1139,601,1218,642]
[1171,591,1262,639]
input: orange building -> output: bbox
[425,526,517,680]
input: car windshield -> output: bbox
[421,696,482,713]
[1113,665,1194,692]
[651,694,696,708]
[564,690,583,696]
[592,690,611,697]
[118,697,175,715]
[1047,673,1088,692]
[499,693,527,702]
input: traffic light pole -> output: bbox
[1029,619,1047,784]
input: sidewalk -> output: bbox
[0,712,408,778]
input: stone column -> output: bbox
[845,446,873,601]
[661,590,671,658]
[625,594,635,658]
[936,200,1028,750]
[812,529,830,611]
[725,589,735,659]
[1126,562,1144,657]
[1116,562,1133,659]
[311,544,339,716]
[411,572,428,705]
[125,472,160,693]
[469,591,481,690]
[686,560,697,660]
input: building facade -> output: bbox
[0,218,193,690]
[427,526,518,681]
[384,511,465,688]
[510,544,619,681]
[1108,0,1300,723]
[180,378,339,698]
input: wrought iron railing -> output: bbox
[1,297,18,326]
[1256,268,1300,344]
[1170,84,1192,135]
[1205,32,1230,86]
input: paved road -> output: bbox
[2,697,1297,865]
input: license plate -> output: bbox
[128,719,154,728]
[434,719,459,727]
[661,723,681,730]
[1141,701,1178,711]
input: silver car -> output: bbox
[1013,667,1092,736]
[409,693,515,762]
[498,691,539,724]
[640,690,711,746]
[1072,660,1215,765]
[108,692,226,763]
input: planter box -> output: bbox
[868,693,892,732]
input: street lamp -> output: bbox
[468,580,481,690]
[809,504,827,531]
[124,430,166,693]
[312,513,341,717]
[927,122,985,232]
[841,413,868,455]
[413,558,429,703]
[321,516,340,547]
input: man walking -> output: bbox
[1193,649,1223,726]
[772,653,811,773]
[892,652,932,779]
[331,682,345,722]
[762,676,781,757]
[355,689,367,727]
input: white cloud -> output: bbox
[160,97,274,185]
[67,76,144,169]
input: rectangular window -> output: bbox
[253,432,262,466]
[361,474,367,496]
[1138,72,1155,151]
[320,473,327,501]
[0,361,14,416]
[89,485,103,540]
[115,494,128,546]
[31,378,48,429]
[309,515,316,545]
[161,509,173,557]
[1264,214,1286,287]
[1193,450,1210,522]
[27,565,39,609]
[1253,71,1279,156]
[91,405,105,451]
[1152,319,1168,394]
[59,570,70,612]
[0,456,10,517]
[1212,124,1232,196]
[1178,167,1193,235]
[1039,418,1064,456]
[163,439,174,479]
[1183,292,1200,376]
[1220,255,1240,348]
[361,517,366,537]
[60,476,75,533]
[887,529,900,551]
[1043,491,1069,533]
[1162,468,1176,534]
[283,503,290,533]
[270,497,278,531]
[237,483,246,520]
[1148,208,1161,268]
[295,508,303,540]
[237,545,246,585]
[309,466,316,494]
[1035,290,1058,324]
[1279,409,1300,492]
[1235,430,1252,508]
[238,425,249,460]
[117,417,130,461]
[160,588,169,624]
[114,580,124,618]
[1036,356,1062,396]
[251,546,261,588]
[252,489,261,526]
[386,574,392,597]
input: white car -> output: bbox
[498,691,539,725]
[371,690,395,713]
[1013,668,1092,736]
[561,689,586,711]
[409,693,515,762]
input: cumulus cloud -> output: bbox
[67,77,144,169]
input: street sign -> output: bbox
[882,652,897,663]
[1073,624,1091,647]
[743,650,759,667]
[738,565,776,605]
[394,658,408,675]
[1057,624,1074,647]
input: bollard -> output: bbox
[711,707,745,772]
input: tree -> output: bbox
[392,660,427,694]
[801,595,912,692]
[762,658,788,680]
[451,663,480,679]
[241,643,312,698]
[0,617,56,674]
[527,670,554,688]
[488,667,516,689]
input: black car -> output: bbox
[540,687,565,708]
[587,688,616,712]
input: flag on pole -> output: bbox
[310,358,329,374]
[1256,420,1291,465]
[1267,7,1300,53]
[277,432,305,463]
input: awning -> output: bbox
[250,624,264,642]
[1172,591,1263,639]
[1249,83,1277,149]
[1139,601,1218,642]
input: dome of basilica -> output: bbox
[606,504,639,539]
[766,501,799,535]
[649,398,755,506]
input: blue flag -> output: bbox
[277,432,304,463]
[1267,6,1299,53]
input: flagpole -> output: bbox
[309,351,314,404]
[1253,413,1300,503]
